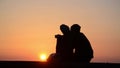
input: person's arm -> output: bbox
[55,34,62,38]
[55,34,63,53]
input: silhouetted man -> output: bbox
[71,24,94,63]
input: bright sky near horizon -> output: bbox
[0,0,120,63]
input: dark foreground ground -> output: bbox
[0,61,120,68]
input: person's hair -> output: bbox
[60,24,69,34]
[71,24,81,32]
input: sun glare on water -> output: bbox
[40,54,47,62]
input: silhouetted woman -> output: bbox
[55,24,73,62]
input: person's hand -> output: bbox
[55,34,62,38]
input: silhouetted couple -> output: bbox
[48,24,93,63]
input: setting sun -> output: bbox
[39,54,47,62]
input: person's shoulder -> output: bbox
[80,32,84,35]
[79,32,86,37]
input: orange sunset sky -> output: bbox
[0,0,120,63]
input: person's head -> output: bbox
[71,24,81,33]
[60,24,69,34]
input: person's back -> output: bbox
[74,32,93,62]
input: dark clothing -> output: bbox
[56,34,73,61]
[72,32,93,62]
